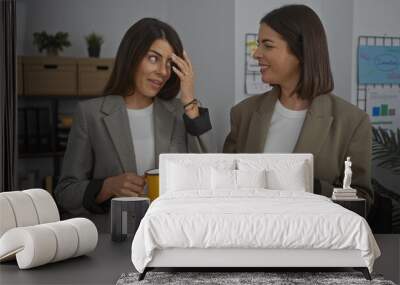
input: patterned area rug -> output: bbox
[116,271,396,285]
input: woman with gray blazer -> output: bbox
[224,5,373,211]
[55,18,214,219]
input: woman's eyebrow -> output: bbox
[261,39,274,44]
[149,49,166,58]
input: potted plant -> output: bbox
[371,126,400,233]
[33,31,71,56]
[85,32,104,58]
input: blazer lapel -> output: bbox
[293,94,333,156]
[245,90,278,152]
[154,98,175,166]
[101,95,137,173]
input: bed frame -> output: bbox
[138,154,372,281]
[139,248,370,280]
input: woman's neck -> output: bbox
[124,92,153,109]
[279,85,310,111]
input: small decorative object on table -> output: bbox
[332,157,358,200]
[111,197,149,242]
[332,157,366,217]
[85,32,104,58]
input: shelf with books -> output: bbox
[16,56,112,192]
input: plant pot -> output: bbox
[46,48,59,56]
[88,46,100,58]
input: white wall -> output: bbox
[320,0,354,103]
[17,0,169,57]
[166,0,235,150]
[16,0,235,150]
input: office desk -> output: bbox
[0,234,133,285]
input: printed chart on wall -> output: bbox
[366,85,400,131]
[358,45,400,85]
[244,33,271,95]
[357,36,400,234]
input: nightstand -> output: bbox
[331,198,366,218]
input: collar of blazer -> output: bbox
[247,88,334,157]
[100,95,177,172]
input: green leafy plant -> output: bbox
[85,32,104,49]
[33,31,71,55]
[372,126,400,174]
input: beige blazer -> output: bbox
[224,88,373,208]
[55,95,214,217]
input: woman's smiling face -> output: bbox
[253,23,300,86]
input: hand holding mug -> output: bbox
[97,172,146,203]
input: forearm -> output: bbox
[95,179,113,204]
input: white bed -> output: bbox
[131,154,380,280]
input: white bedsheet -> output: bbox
[131,190,380,273]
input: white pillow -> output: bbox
[266,162,307,191]
[166,159,235,192]
[167,162,211,191]
[237,169,267,188]
[237,159,308,192]
[211,169,267,190]
[211,168,236,190]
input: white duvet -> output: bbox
[131,190,380,273]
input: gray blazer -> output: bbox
[224,88,373,209]
[55,95,214,219]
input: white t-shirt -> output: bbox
[263,99,307,153]
[127,104,155,176]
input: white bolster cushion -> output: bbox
[0,196,17,237]
[23,189,60,224]
[0,218,98,269]
[0,226,57,268]
[64,218,98,257]
[0,191,39,228]
[0,189,60,238]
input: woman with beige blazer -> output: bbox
[224,5,373,210]
[55,18,214,220]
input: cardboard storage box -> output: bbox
[23,56,78,95]
[78,58,113,96]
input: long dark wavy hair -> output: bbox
[104,18,183,100]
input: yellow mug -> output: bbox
[145,169,159,202]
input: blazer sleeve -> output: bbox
[223,106,239,153]
[316,113,373,211]
[54,103,108,214]
[184,107,217,153]
[345,113,373,208]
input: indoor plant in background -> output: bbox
[33,31,71,56]
[85,32,104,58]
[371,126,400,233]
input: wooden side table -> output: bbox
[331,198,366,218]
